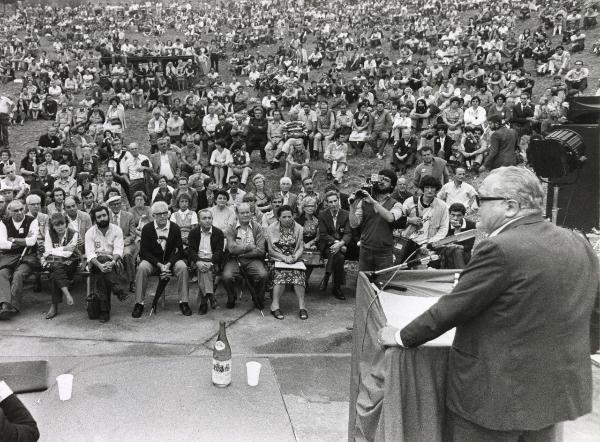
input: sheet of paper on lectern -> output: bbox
[379,292,455,347]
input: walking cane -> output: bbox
[149,272,171,316]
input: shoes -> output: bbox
[99,311,110,323]
[0,302,18,320]
[333,178,340,185]
[45,304,58,320]
[207,293,217,309]
[327,172,333,180]
[298,309,308,320]
[332,287,346,300]
[115,289,129,302]
[132,303,144,318]
[129,281,135,293]
[198,302,208,315]
[179,302,192,316]
[253,296,264,311]
[225,298,235,309]
[376,153,383,160]
[319,275,329,291]
[270,309,284,320]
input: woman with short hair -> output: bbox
[43,213,79,319]
[267,205,307,320]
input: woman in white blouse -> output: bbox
[209,139,232,189]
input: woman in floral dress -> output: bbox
[267,205,307,320]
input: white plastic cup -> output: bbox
[246,361,262,387]
[56,374,73,401]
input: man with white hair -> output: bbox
[275,176,298,214]
[0,200,39,319]
[53,164,77,197]
[0,165,28,201]
[131,201,190,318]
[379,166,600,440]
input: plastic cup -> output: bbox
[246,361,262,387]
[56,374,73,401]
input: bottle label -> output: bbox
[212,358,232,386]
[215,341,225,351]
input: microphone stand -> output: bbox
[367,254,440,291]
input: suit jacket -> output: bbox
[318,209,351,253]
[150,151,180,179]
[112,210,136,246]
[511,103,534,126]
[139,221,184,267]
[401,215,599,431]
[483,126,517,170]
[0,394,40,442]
[433,136,454,159]
[67,210,92,238]
[187,225,225,266]
[277,191,298,213]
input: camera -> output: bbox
[350,174,380,203]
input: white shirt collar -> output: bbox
[489,216,526,238]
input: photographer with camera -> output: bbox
[349,169,407,272]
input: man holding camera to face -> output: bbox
[349,169,407,272]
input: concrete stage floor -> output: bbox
[0,273,598,441]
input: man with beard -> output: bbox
[349,169,406,272]
[84,206,128,323]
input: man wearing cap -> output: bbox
[85,205,128,323]
[132,201,190,318]
[0,200,40,319]
[107,194,136,292]
[53,165,77,197]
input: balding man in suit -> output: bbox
[380,166,599,441]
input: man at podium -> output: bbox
[379,166,599,441]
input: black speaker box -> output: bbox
[544,124,600,231]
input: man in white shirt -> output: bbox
[122,142,152,203]
[437,168,478,211]
[463,97,487,129]
[85,205,127,323]
[150,137,179,185]
[0,200,40,319]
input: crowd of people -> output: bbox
[0,0,597,323]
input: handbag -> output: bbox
[86,292,100,320]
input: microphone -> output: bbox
[402,254,440,269]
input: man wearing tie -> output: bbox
[132,201,190,318]
[187,209,224,315]
[318,190,352,300]
[511,92,535,147]
[379,167,599,440]
[107,194,136,292]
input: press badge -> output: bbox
[18,228,24,234]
